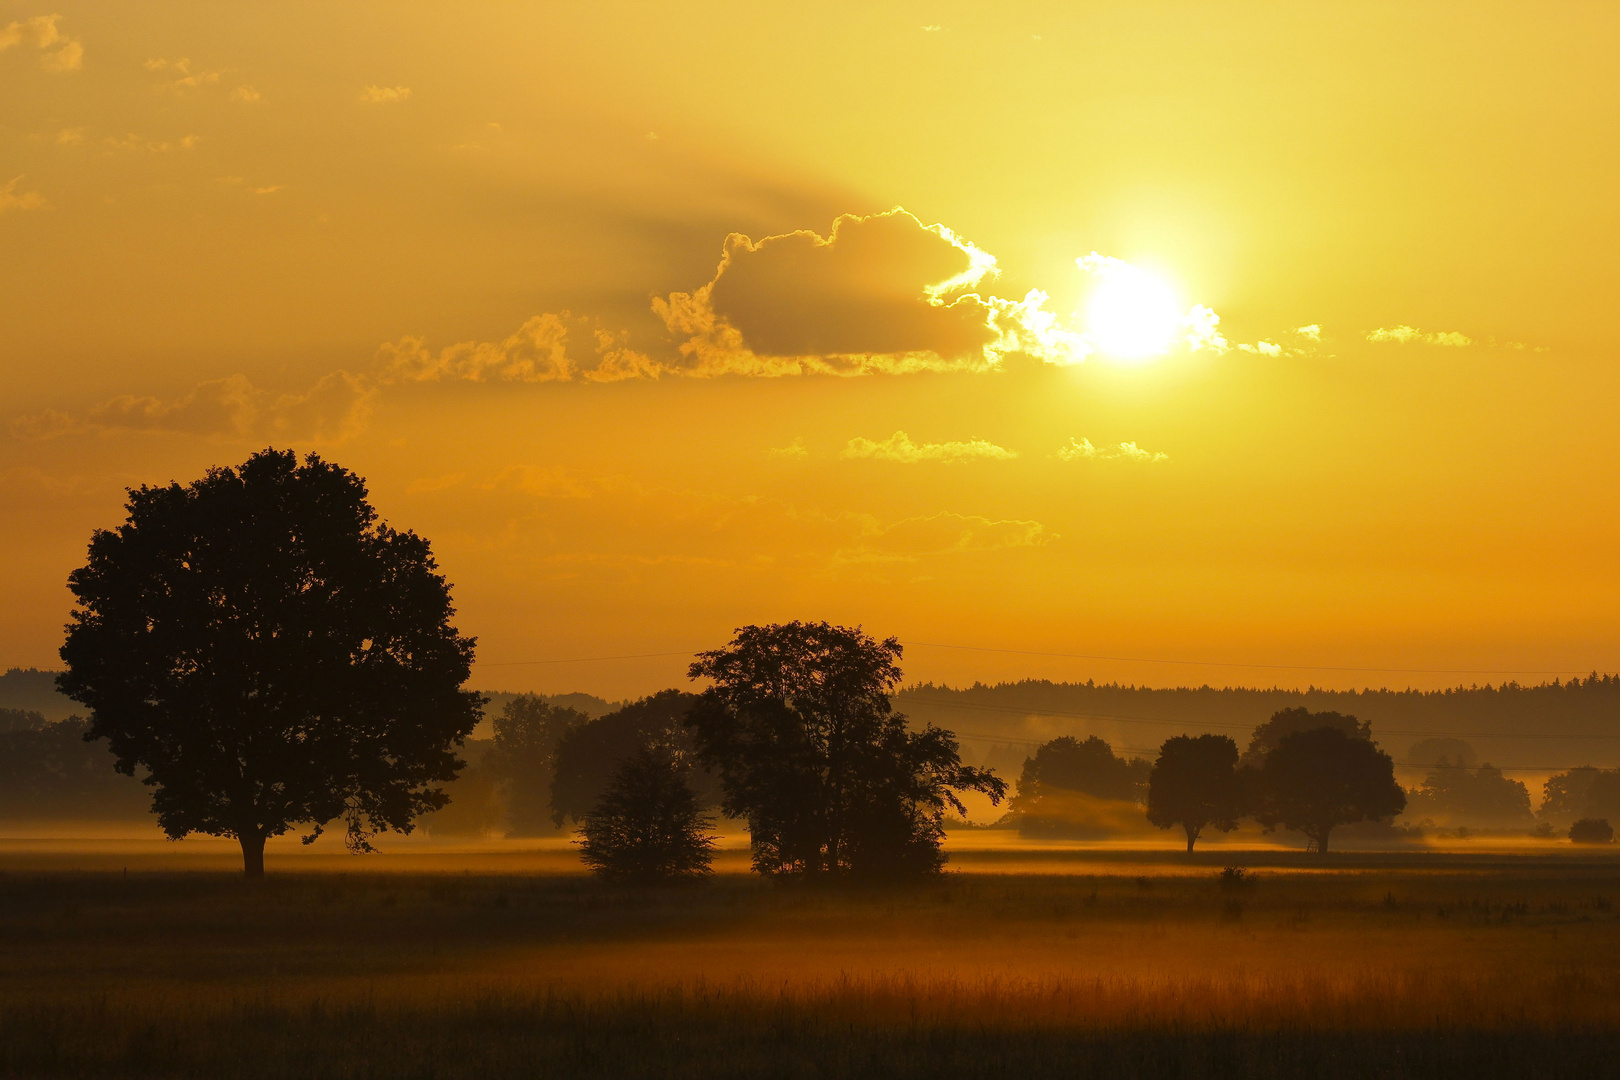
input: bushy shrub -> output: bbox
[579,747,716,882]
[1569,818,1614,844]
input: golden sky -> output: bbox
[3,2,1618,697]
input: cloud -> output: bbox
[654,208,1008,376]
[145,57,219,91]
[0,175,45,213]
[2,15,81,71]
[105,133,201,153]
[231,84,261,103]
[767,438,809,459]
[1057,437,1168,463]
[867,512,1050,556]
[360,84,412,103]
[54,127,82,145]
[1237,340,1282,356]
[1295,324,1322,341]
[1366,325,1472,347]
[251,185,283,195]
[11,373,374,442]
[841,430,1017,463]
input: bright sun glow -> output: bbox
[1079,254,1185,361]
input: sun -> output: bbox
[1079,254,1185,361]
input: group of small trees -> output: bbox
[1010,736,1149,838]
[1146,710,1406,853]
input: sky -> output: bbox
[3,2,1618,698]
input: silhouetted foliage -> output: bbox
[686,621,1006,878]
[1404,762,1533,829]
[1011,736,1150,838]
[578,745,716,882]
[1252,726,1405,853]
[57,449,483,877]
[550,690,717,826]
[485,695,587,835]
[1405,737,1477,769]
[0,717,148,819]
[1146,734,1243,851]
[1240,707,1371,769]
[1569,817,1614,844]
[0,707,47,733]
[1538,767,1620,829]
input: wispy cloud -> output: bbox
[1057,437,1168,463]
[1,15,82,72]
[0,175,45,213]
[145,57,220,92]
[1366,325,1472,347]
[360,84,412,104]
[842,430,1017,464]
[231,84,261,103]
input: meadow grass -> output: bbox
[2,850,1619,1077]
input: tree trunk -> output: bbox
[240,832,266,879]
[1184,823,1200,852]
[1315,826,1330,855]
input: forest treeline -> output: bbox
[896,676,1620,770]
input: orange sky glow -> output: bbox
[3,2,1618,698]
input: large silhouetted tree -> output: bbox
[57,449,483,877]
[1252,726,1405,853]
[1146,734,1243,851]
[686,621,1006,877]
[578,746,716,882]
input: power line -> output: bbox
[475,650,694,667]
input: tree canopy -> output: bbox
[1145,734,1243,851]
[57,449,482,877]
[686,621,1005,878]
[1010,735,1149,838]
[1252,726,1405,853]
[1240,707,1371,768]
[1404,762,1533,828]
[486,695,588,835]
[550,689,715,827]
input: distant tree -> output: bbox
[1011,735,1151,838]
[686,622,1006,877]
[1569,818,1614,844]
[486,695,587,835]
[578,746,717,882]
[1252,726,1405,853]
[550,690,716,826]
[1240,707,1371,768]
[1146,734,1244,851]
[1537,767,1620,829]
[57,449,483,877]
[1404,762,1533,829]
[0,717,149,820]
[1405,737,1477,770]
[0,707,47,733]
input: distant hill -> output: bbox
[1,669,625,739]
[896,677,1620,775]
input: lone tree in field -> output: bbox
[1146,734,1244,852]
[1252,726,1405,853]
[686,621,1006,878]
[578,746,716,882]
[57,449,483,878]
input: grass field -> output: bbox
[3,835,1620,1078]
